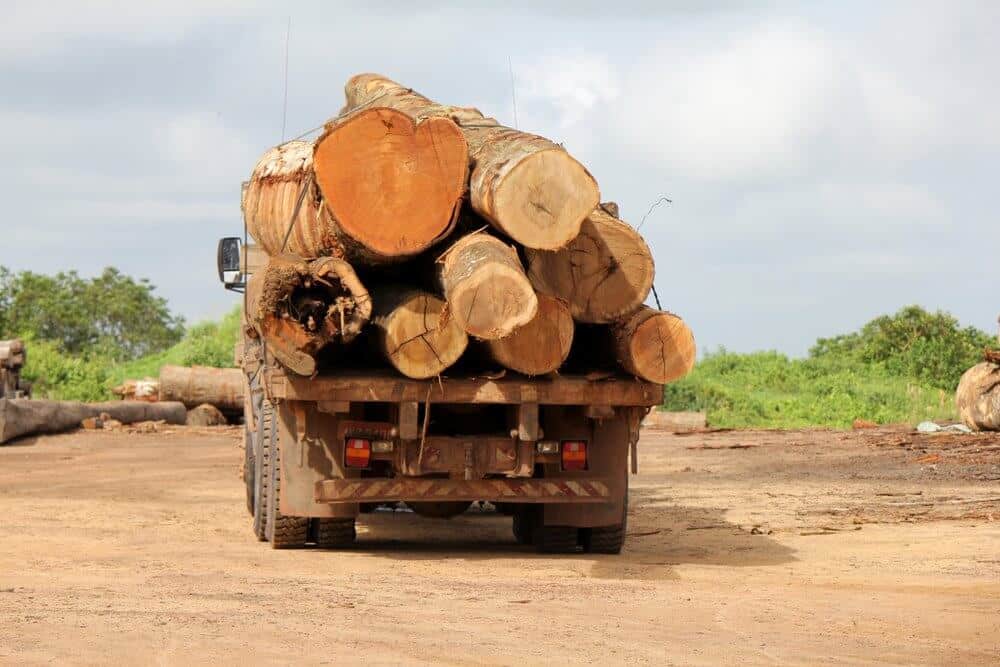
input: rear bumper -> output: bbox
[315,477,611,504]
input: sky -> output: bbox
[2,0,997,356]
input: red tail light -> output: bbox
[561,441,588,471]
[345,438,371,468]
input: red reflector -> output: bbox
[345,438,371,468]
[561,440,587,471]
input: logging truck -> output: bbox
[216,73,695,553]
[218,240,662,553]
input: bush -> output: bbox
[810,305,993,390]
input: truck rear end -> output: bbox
[237,329,660,553]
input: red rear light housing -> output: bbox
[345,438,371,468]
[561,440,588,471]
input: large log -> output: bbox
[438,233,537,340]
[612,307,696,384]
[0,399,186,445]
[955,362,1000,431]
[525,203,655,323]
[371,287,468,379]
[244,112,467,263]
[158,365,244,413]
[343,73,600,250]
[485,294,574,376]
[245,254,371,376]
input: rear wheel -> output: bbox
[535,524,581,554]
[311,518,357,549]
[243,424,255,516]
[581,473,628,554]
[262,400,310,549]
[512,507,536,546]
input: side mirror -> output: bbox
[217,237,244,290]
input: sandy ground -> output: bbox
[0,424,998,665]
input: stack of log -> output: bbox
[241,73,696,383]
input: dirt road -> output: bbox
[1,425,998,665]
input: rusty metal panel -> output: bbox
[315,477,611,504]
[269,370,661,406]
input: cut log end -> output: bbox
[489,149,599,250]
[374,289,468,380]
[955,362,1000,431]
[314,108,467,259]
[439,234,538,340]
[485,294,574,376]
[615,308,696,384]
[526,205,655,323]
[450,266,538,340]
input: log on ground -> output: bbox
[438,233,537,340]
[485,294,574,376]
[0,399,186,445]
[371,286,468,379]
[245,254,371,376]
[158,365,245,413]
[612,307,696,384]
[343,73,599,250]
[525,203,654,323]
[955,362,1000,431]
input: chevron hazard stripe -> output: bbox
[315,478,612,504]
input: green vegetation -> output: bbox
[1,266,239,401]
[663,306,991,429]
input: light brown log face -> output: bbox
[372,288,468,379]
[486,294,574,376]
[314,108,467,260]
[614,307,696,384]
[526,206,655,323]
[439,234,538,340]
[343,74,598,250]
[956,362,1000,431]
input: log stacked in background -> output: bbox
[956,361,1000,431]
[158,365,245,415]
[239,72,696,385]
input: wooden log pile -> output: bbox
[242,73,696,384]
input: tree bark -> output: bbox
[955,362,1000,431]
[343,73,600,250]
[484,294,574,376]
[244,109,467,263]
[438,233,538,340]
[0,399,186,445]
[612,307,696,384]
[370,286,468,379]
[158,365,245,414]
[525,203,655,323]
[245,254,371,376]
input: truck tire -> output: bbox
[251,402,270,542]
[581,473,629,554]
[243,424,255,516]
[263,400,310,549]
[535,523,581,554]
[512,507,536,546]
[311,518,357,549]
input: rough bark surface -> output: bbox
[484,294,574,376]
[0,399,186,444]
[955,362,1000,431]
[158,365,245,413]
[371,286,468,379]
[612,307,696,384]
[526,204,654,323]
[245,254,371,376]
[343,73,599,250]
[438,233,538,340]
[243,141,345,259]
